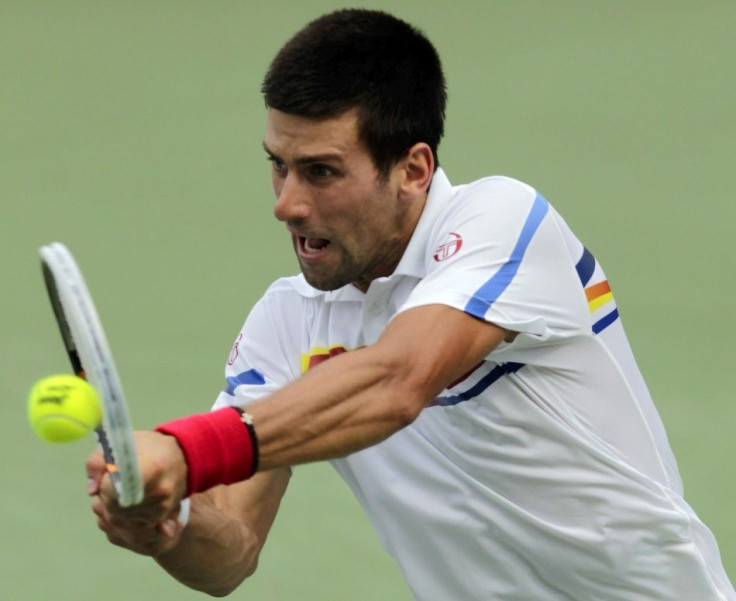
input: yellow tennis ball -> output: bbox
[28,374,102,443]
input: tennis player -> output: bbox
[88,9,736,600]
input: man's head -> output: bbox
[262,9,446,178]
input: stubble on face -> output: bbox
[266,108,419,294]
[297,181,408,292]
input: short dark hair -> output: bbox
[262,9,446,177]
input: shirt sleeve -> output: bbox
[399,177,590,340]
[212,279,304,410]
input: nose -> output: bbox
[273,173,310,222]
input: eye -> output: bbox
[267,156,287,175]
[307,164,338,179]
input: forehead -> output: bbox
[264,108,366,159]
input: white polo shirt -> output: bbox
[214,169,735,600]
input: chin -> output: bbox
[303,275,344,291]
[300,268,352,292]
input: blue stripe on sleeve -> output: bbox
[223,368,266,396]
[464,193,549,319]
[432,362,524,407]
[592,308,619,334]
[575,247,596,287]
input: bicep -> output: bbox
[374,303,510,405]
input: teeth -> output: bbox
[304,237,329,253]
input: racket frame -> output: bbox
[39,242,143,507]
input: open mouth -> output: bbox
[298,236,331,257]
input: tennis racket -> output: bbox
[39,242,143,507]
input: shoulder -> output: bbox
[452,175,539,214]
[429,174,546,241]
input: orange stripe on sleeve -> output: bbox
[585,280,611,302]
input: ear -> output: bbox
[398,143,434,200]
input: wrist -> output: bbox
[155,407,259,497]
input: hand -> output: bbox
[87,430,188,556]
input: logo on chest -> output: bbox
[227,333,243,366]
[301,345,349,373]
[433,232,463,262]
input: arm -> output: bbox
[154,470,290,596]
[94,304,507,539]
[249,303,510,469]
[89,449,290,597]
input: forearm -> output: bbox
[249,306,509,470]
[154,471,290,597]
[250,344,421,470]
[154,494,259,596]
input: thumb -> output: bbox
[85,445,106,495]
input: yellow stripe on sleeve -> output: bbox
[588,291,614,313]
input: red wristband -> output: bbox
[155,407,259,497]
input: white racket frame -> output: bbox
[40,242,143,507]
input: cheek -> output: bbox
[347,214,389,254]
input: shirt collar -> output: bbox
[392,167,453,278]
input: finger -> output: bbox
[92,496,140,531]
[91,495,107,523]
[85,446,106,495]
[102,494,178,532]
[93,500,162,548]
[98,518,178,555]
[97,471,120,509]
[101,521,161,552]
[158,519,178,538]
[92,497,124,543]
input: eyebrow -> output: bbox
[262,142,343,166]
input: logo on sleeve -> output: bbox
[433,232,463,262]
